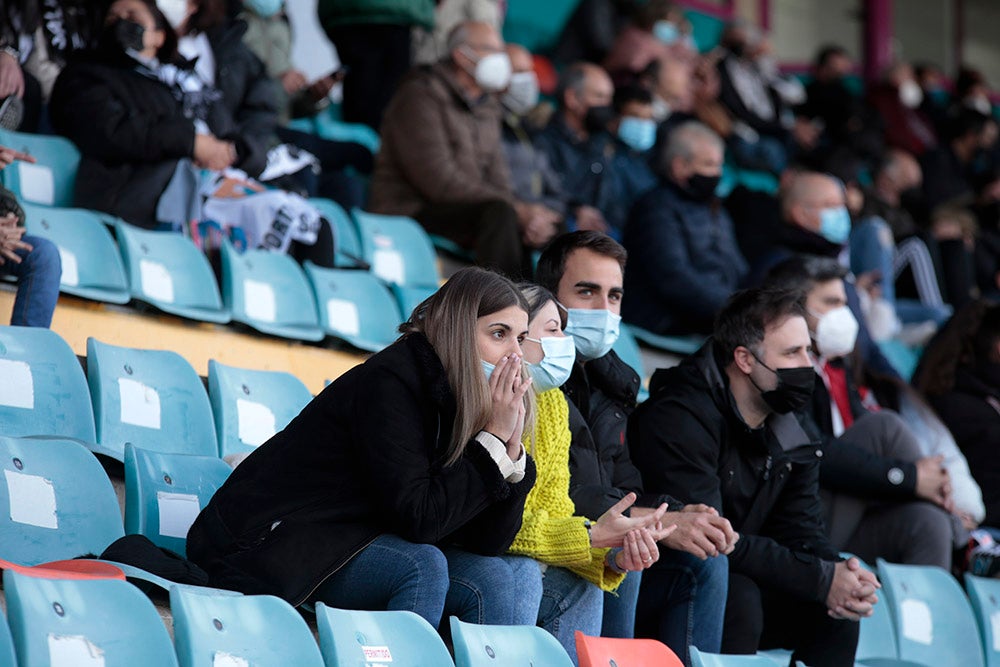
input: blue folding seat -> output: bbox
[308,198,364,268]
[627,325,705,357]
[303,262,403,352]
[115,220,230,323]
[123,444,232,556]
[613,324,648,402]
[21,203,130,304]
[450,616,573,667]
[87,337,218,460]
[316,605,454,667]
[966,573,1000,667]
[0,128,80,207]
[207,359,312,458]
[172,586,324,667]
[219,237,323,341]
[351,208,439,288]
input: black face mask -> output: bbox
[684,172,721,202]
[748,354,815,414]
[101,19,145,55]
[584,105,615,134]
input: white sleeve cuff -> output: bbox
[474,431,524,482]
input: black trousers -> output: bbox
[722,573,860,667]
[413,200,528,280]
[323,23,412,131]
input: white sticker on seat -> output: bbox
[900,598,933,645]
[213,652,250,667]
[326,298,360,336]
[0,359,34,409]
[18,162,55,205]
[5,469,58,529]
[243,279,276,323]
[48,635,105,667]
[118,377,161,429]
[59,248,79,287]
[157,491,201,539]
[991,611,1000,652]
[139,259,175,304]
[372,248,405,285]
[236,398,276,447]
[363,646,392,662]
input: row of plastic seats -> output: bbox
[0,128,440,350]
[0,324,312,461]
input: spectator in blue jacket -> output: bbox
[622,121,748,335]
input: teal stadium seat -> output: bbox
[0,128,80,207]
[219,237,324,341]
[0,435,124,566]
[316,605,454,667]
[115,220,230,324]
[876,558,985,667]
[286,109,381,154]
[172,586,324,667]
[351,208,440,288]
[87,338,218,460]
[308,197,365,268]
[303,262,403,352]
[965,574,1000,667]
[692,647,805,667]
[627,325,706,357]
[450,616,574,667]
[502,0,579,52]
[0,607,16,667]
[123,444,231,557]
[4,569,180,667]
[207,359,313,459]
[21,203,131,304]
[613,324,649,402]
[391,283,437,322]
[0,325,96,442]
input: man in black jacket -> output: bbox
[629,287,879,667]
[536,231,734,665]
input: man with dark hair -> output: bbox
[536,230,732,666]
[629,286,878,667]
[534,63,657,240]
[622,120,747,335]
[610,85,657,155]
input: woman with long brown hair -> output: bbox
[187,267,543,630]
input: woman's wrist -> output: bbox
[607,547,627,574]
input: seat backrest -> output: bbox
[0,128,81,207]
[4,569,179,667]
[0,325,96,442]
[0,606,18,667]
[123,444,231,557]
[309,198,363,267]
[856,571,899,661]
[966,573,1000,667]
[690,647,787,667]
[21,203,130,303]
[207,359,312,459]
[352,209,439,287]
[450,616,573,667]
[87,337,218,460]
[317,605,454,667]
[390,284,437,323]
[303,262,403,352]
[0,435,123,565]
[171,586,324,667]
[218,238,322,340]
[115,221,229,323]
[877,559,985,667]
[575,631,683,667]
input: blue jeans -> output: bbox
[441,549,542,626]
[635,551,729,667]
[2,234,60,327]
[602,569,640,638]
[537,565,603,665]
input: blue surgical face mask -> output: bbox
[525,335,577,393]
[617,116,657,152]
[244,0,284,17]
[565,308,621,361]
[652,20,679,45]
[818,205,852,245]
[481,359,496,382]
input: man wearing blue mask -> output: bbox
[536,231,734,666]
[623,121,747,336]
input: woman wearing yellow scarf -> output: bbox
[508,283,675,665]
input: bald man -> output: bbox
[370,21,559,279]
[534,62,657,240]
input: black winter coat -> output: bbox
[564,350,680,520]
[186,333,536,605]
[628,342,838,603]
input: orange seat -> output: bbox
[576,631,684,667]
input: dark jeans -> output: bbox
[722,572,859,667]
[2,234,61,327]
[323,23,412,131]
[414,200,528,279]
